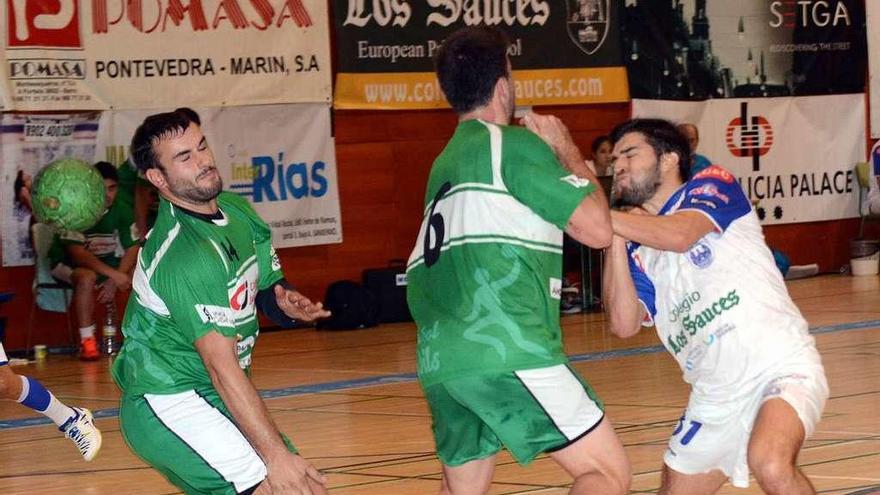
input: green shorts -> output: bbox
[424,364,605,467]
[119,388,296,495]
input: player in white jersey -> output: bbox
[602,119,828,494]
[0,342,101,460]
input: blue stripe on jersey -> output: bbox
[626,241,656,320]
[660,165,751,232]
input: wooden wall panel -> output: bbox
[0,102,869,351]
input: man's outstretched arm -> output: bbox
[611,210,715,253]
[195,331,326,494]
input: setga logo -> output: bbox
[726,102,773,172]
[693,165,735,184]
[7,0,82,48]
[229,153,329,203]
[769,0,851,28]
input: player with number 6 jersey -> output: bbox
[406,26,630,495]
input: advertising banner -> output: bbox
[0,0,331,110]
[96,103,342,248]
[623,0,866,100]
[333,0,629,109]
[0,112,99,266]
[632,94,865,225]
[867,0,880,137]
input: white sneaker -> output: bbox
[60,407,102,461]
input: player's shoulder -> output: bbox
[218,192,259,218]
[499,123,549,146]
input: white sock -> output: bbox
[79,324,96,340]
[43,395,77,427]
[16,375,76,427]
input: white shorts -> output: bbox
[664,347,828,487]
[0,341,7,365]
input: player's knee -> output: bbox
[0,368,19,400]
[749,455,795,491]
[72,269,97,288]
[572,461,630,495]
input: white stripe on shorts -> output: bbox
[515,364,604,441]
[0,341,7,365]
[145,390,266,492]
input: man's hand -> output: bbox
[108,270,132,291]
[257,453,327,495]
[274,285,330,323]
[96,280,116,304]
[520,112,579,160]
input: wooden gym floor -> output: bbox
[0,274,878,494]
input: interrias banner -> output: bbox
[632,94,865,225]
[0,0,331,110]
[333,0,629,109]
[95,104,342,248]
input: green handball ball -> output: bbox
[32,158,105,232]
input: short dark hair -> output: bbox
[130,107,201,173]
[591,135,611,154]
[611,119,692,181]
[93,161,119,182]
[435,26,511,114]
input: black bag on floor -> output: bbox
[362,261,412,323]
[316,280,379,330]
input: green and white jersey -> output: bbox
[112,192,283,397]
[48,197,137,269]
[407,120,596,387]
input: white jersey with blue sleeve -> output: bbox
[627,166,818,400]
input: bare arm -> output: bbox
[117,246,139,276]
[602,235,645,338]
[134,183,152,241]
[66,244,130,289]
[611,210,715,253]
[521,112,612,248]
[195,331,325,494]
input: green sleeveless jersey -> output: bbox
[407,120,596,387]
[112,192,283,396]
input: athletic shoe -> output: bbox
[79,337,99,361]
[60,407,102,461]
[560,300,583,314]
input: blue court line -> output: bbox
[845,487,880,495]
[1,319,878,431]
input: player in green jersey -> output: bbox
[112,108,330,495]
[48,161,139,360]
[406,27,630,494]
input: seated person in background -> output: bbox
[48,161,139,360]
[115,158,159,241]
[865,140,880,215]
[585,135,614,176]
[677,123,712,177]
